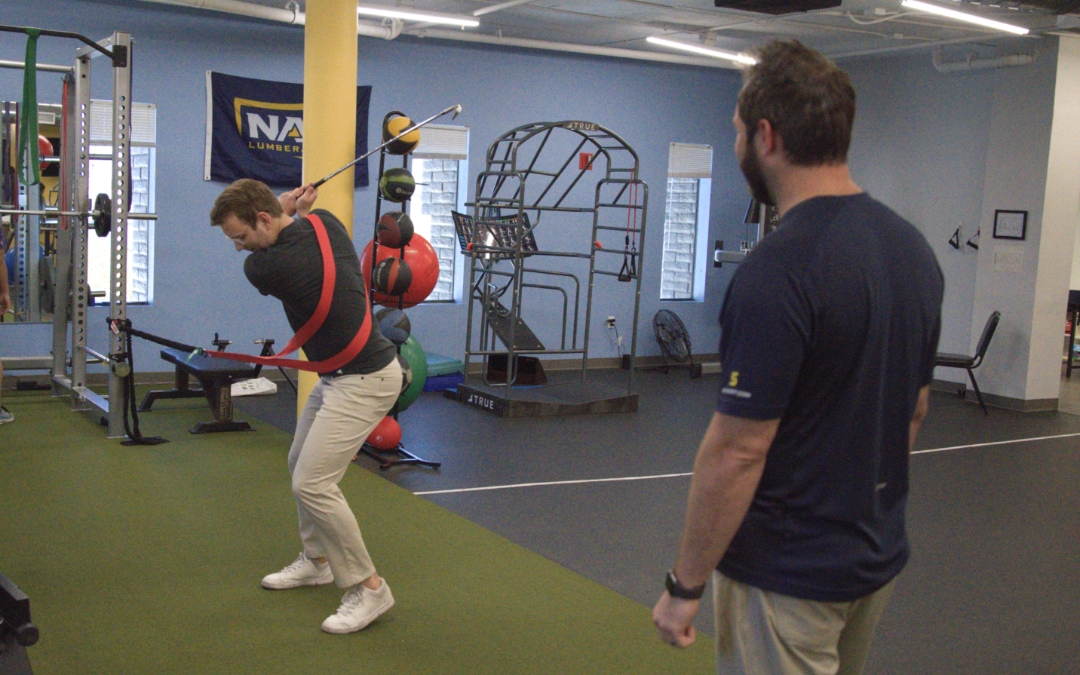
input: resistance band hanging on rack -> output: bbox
[111,214,372,373]
[114,324,168,446]
[618,182,639,282]
[18,29,42,187]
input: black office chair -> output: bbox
[935,311,1001,416]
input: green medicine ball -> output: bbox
[379,167,416,203]
[396,335,427,412]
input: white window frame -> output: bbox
[87,100,157,305]
[661,142,712,301]
[409,124,469,303]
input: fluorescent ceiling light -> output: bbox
[646,37,756,65]
[356,3,480,27]
[900,0,1029,35]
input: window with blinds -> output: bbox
[89,100,157,146]
[413,124,469,160]
[87,100,157,305]
[661,143,712,301]
[409,125,469,302]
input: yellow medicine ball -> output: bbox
[383,115,420,155]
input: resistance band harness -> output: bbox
[112,214,373,373]
[108,214,373,441]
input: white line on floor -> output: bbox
[909,431,1080,455]
[413,472,694,496]
[414,432,1080,496]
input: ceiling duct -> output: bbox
[1012,1,1080,13]
[712,0,841,15]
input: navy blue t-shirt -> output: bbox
[716,193,943,602]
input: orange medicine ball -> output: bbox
[361,234,440,308]
[367,416,402,451]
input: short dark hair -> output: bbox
[738,40,856,166]
[210,178,282,228]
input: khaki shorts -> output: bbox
[714,571,897,675]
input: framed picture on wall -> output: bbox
[993,210,1027,240]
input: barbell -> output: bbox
[0,193,156,237]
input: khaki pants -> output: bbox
[714,571,897,675]
[287,360,402,589]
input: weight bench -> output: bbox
[139,348,257,434]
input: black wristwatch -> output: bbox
[665,570,706,600]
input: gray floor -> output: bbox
[236,370,1080,675]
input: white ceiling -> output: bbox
[174,0,1077,64]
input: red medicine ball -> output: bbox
[372,257,413,296]
[38,135,54,170]
[361,234,440,308]
[377,211,414,248]
[367,416,402,451]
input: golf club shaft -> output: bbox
[312,104,463,189]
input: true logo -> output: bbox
[466,394,495,411]
[233,98,304,156]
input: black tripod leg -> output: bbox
[278,367,298,394]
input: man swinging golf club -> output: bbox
[211,179,401,634]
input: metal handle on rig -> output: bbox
[311,104,462,189]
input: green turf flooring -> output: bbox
[0,391,714,674]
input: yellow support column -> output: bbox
[299,0,359,413]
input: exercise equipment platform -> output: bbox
[139,348,257,434]
[450,379,637,417]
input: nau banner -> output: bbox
[205,71,370,187]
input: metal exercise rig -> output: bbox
[462,120,647,408]
[1,25,155,438]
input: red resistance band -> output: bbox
[204,213,372,373]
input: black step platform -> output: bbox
[485,300,545,352]
[451,379,637,417]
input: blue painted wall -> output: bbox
[0,0,748,370]
[845,52,994,356]
[844,45,1057,357]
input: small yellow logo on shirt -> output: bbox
[728,371,739,388]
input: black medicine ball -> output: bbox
[379,167,415,203]
[377,211,415,248]
[375,307,412,346]
[372,257,413,296]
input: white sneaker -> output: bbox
[261,553,333,590]
[321,581,395,634]
[0,407,13,425]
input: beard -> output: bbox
[739,143,774,206]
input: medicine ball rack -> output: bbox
[358,112,440,470]
[0,25,159,439]
[454,120,647,417]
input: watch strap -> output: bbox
[665,570,705,600]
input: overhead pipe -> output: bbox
[931,45,1035,72]
[134,0,401,39]
[411,28,738,69]
[134,0,737,69]
[473,0,539,17]
[830,32,1040,61]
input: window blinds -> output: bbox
[667,142,712,179]
[89,100,157,146]
[412,124,468,160]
